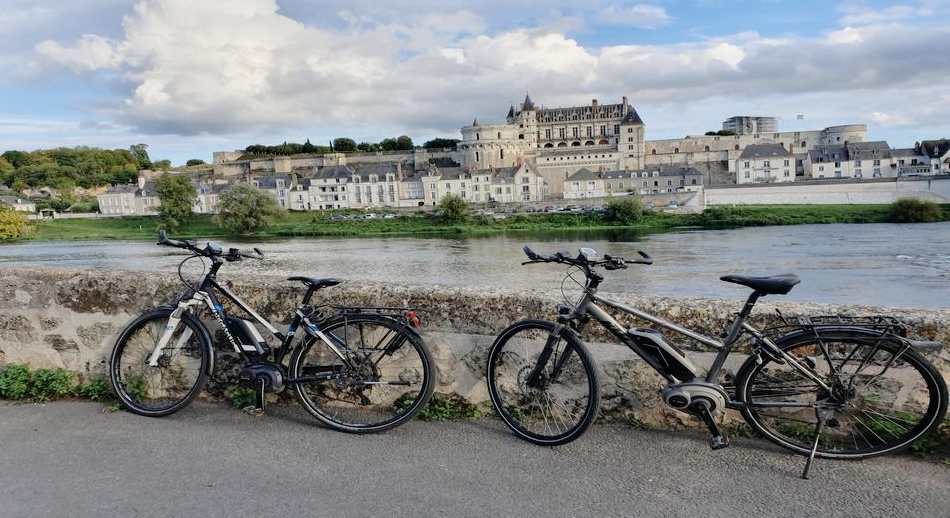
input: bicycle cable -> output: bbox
[177,254,206,291]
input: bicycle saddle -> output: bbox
[287,276,342,290]
[719,274,800,295]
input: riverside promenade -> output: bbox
[1,401,947,517]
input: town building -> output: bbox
[736,143,794,184]
[0,195,36,212]
[97,177,159,215]
[919,139,950,175]
[722,116,778,135]
[564,165,704,199]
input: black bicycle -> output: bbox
[109,231,435,433]
[486,246,947,476]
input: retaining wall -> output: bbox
[705,176,950,205]
[2,268,948,429]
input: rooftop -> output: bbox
[739,143,791,159]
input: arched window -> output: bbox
[704,146,710,152]
[584,140,595,146]
[571,141,581,147]
[674,147,679,153]
[734,144,740,151]
[544,143,554,148]
[557,142,568,148]
[651,149,656,154]
[598,139,609,145]
[497,132,501,139]
[476,133,480,140]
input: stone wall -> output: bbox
[2,268,947,429]
[705,176,950,205]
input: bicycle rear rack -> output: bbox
[767,311,909,338]
[303,304,424,329]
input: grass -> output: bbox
[395,392,485,421]
[24,203,950,242]
[0,363,113,403]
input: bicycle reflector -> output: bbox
[405,311,422,330]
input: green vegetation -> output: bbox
[225,386,257,409]
[215,184,285,235]
[705,130,736,136]
[0,147,140,190]
[185,159,206,166]
[242,135,415,158]
[0,364,113,402]
[21,203,950,242]
[155,173,196,230]
[0,206,32,240]
[437,193,469,223]
[395,393,485,421]
[422,138,459,149]
[888,198,945,223]
[604,196,644,224]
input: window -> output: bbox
[586,127,592,137]
[476,133,479,140]
[743,161,750,168]
[497,132,501,139]
[873,159,881,166]
[674,148,679,153]
[704,146,710,152]
[475,151,479,162]
[744,171,750,178]
[614,125,620,134]
[600,125,606,135]
[559,128,565,139]
[735,145,740,151]
[784,159,790,166]
[545,129,551,139]
[500,149,504,160]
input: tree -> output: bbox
[888,198,944,223]
[153,159,172,171]
[395,135,414,150]
[379,138,399,151]
[129,144,152,170]
[215,184,284,235]
[301,138,316,153]
[185,159,206,166]
[0,206,32,240]
[422,138,459,150]
[332,138,358,152]
[438,194,469,223]
[605,196,644,224]
[155,173,196,230]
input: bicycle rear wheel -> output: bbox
[487,320,600,446]
[290,314,434,433]
[737,330,947,459]
[109,308,210,416]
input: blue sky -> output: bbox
[1,0,948,164]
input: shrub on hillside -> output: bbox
[155,173,197,230]
[215,184,285,235]
[438,194,469,223]
[604,196,644,224]
[0,206,32,240]
[888,198,943,223]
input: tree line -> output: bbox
[242,136,459,157]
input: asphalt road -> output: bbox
[1,401,947,518]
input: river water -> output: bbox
[2,222,948,308]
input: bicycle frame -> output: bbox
[146,256,354,372]
[562,283,833,394]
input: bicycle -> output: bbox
[109,231,435,433]
[486,246,947,477]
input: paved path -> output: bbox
[1,401,947,517]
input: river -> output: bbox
[2,222,948,308]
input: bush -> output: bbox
[604,196,644,224]
[438,194,469,223]
[0,364,31,399]
[28,368,75,401]
[0,206,32,240]
[215,184,285,235]
[888,198,943,223]
[73,376,114,401]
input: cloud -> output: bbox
[596,4,672,29]
[36,34,122,72]
[27,0,950,144]
[838,2,934,25]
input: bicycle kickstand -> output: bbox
[801,412,828,479]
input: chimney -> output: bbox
[592,99,598,107]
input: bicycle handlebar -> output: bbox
[521,245,652,271]
[157,230,264,261]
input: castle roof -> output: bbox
[522,93,535,111]
[621,108,643,125]
[920,139,950,158]
[845,141,891,161]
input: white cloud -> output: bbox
[35,34,122,72]
[596,4,671,29]
[838,2,930,25]
[25,0,950,145]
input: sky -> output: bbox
[1,0,948,164]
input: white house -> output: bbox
[0,195,35,212]
[736,143,794,184]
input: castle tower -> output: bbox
[617,96,646,170]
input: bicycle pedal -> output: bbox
[709,435,730,450]
[242,406,264,417]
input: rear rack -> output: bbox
[303,304,423,328]
[768,311,908,337]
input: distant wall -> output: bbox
[705,176,950,205]
[2,268,947,429]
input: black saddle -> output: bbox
[287,276,342,290]
[720,274,800,295]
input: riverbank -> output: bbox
[25,203,950,241]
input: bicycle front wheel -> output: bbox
[109,308,210,416]
[487,320,600,446]
[737,330,947,459]
[291,314,435,433]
